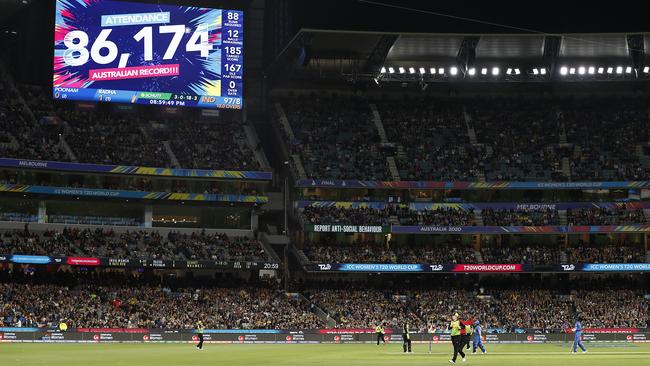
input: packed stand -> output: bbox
[0,283,321,329]
[567,208,646,225]
[161,119,261,171]
[304,242,478,264]
[470,98,564,181]
[561,98,650,181]
[306,289,423,329]
[566,245,647,263]
[0,83,67,161]
[573,290,648,328]
[280,95,391,180]
[379,97,484,181]
[59,109,169,167]
[0,228,268,262]
[480,245,561,264]
[393,207,476,226]
[301,206,391,226]
[481,208,561,226]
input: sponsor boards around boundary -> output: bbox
[0,331,647,343]
[307,263,650,273]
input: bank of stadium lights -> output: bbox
[578,66,586,75]
[492,67,500,76]
[450,66,458,76]
[430,67,436,74]
[616,66,623,74]
[560,66,568,76]
[644,66,650,73]
[607,67,613,74]
[388,67,394,74]
[588,66,595,75]
[626,66,632,74]
[468,68,476,76]
[419,67,426,74]
[408,67,415,74]
[481,68,488,75]
[438,68,445,75]
[399,67,405,74]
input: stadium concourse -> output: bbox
[1,0,650,365]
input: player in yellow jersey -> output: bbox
[448,313,466,363]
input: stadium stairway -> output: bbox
[559,210,568,226]
[291,154,307,180]
[274,102,296,141]
[1,62,36,124]
[474,211,485,226]
[560,251,568,263]
[162,141,181,168]
[387,157,401,181]
[58,134,77,162]
[463,108,478,145]
[474,250,484,263]
[369,103,389,144]
[295,292,337,328]
[243,123,272,171]
[561,158,571,179]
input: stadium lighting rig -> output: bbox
[379,62,644,82]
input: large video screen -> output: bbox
[53,0,243,109]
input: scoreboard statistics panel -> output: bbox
[53,0,243,109]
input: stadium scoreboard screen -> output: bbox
[53,0,243,109]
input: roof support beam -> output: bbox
[627,34,645,77]
[456,36,480,76]
[363,34,399,75]
[542,35,561,78]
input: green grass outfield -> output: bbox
[1,343,650,366]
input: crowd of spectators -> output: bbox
[481,208,560,226]
[0,283,321,329]
[0,228,268,262]
[0,271,646,331]
[60,109,169,167]
[304,242,478,264]
[301,206,391,226]
[280,95,391,180]
[573,290,648,328]
[379,97,484,181]
[306,288,647,331]
[393,207,476,226]
[567,208,646,225]
[276,95,650,181]
[1,82,264,172]
[0,81,67,162]
[161,119,260,171]
[303,241,647,265]
[566,245,647,263]
[306,289,423,329]
[300,205,650,228]
[480,245,561,264]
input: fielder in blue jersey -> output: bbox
[572,317,587,353]
[472,320,486,354]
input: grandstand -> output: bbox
[0,1,649,365]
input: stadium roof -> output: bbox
[267,29,650,84]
